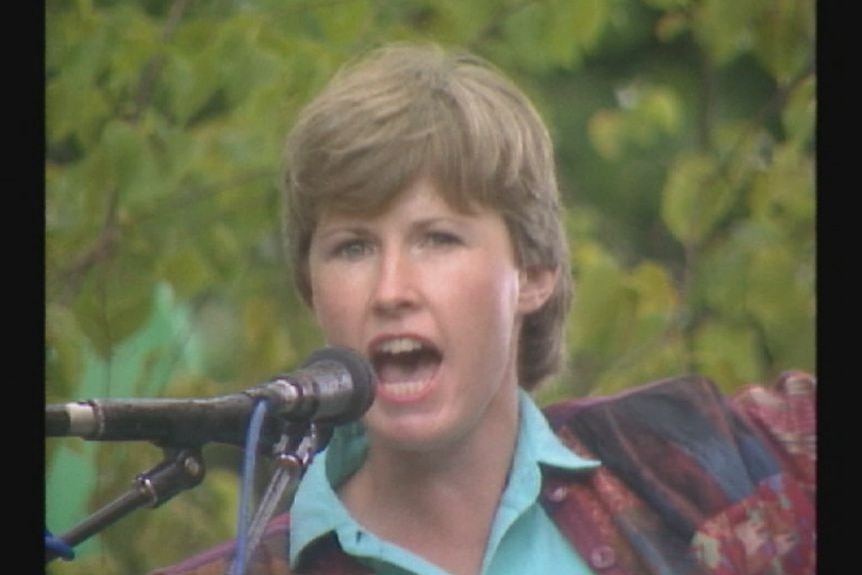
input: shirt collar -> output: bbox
[516,387,600,472]
[288,388,600,567]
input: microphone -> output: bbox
[45,346,376,450]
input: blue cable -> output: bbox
[45,528,75,561]
[230,399,269,575]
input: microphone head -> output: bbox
[301,345,377,424]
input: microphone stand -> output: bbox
[45,422,328,567]
[45,446,206,564]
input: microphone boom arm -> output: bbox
[45,446,206,563]
[45,421,328,565]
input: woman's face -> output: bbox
[307,177,552,452]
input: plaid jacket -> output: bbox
[150,370,816,575]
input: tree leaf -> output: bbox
[156,245,217,299]
[692,319,763,391]
[661,152,737,247]
[744,245,815,370]
[751,0,814,83]
[70,251,156,358]
[692,0,768,65]
[45,303,86,401]
[781,75,816,151]
[569,243,635,360]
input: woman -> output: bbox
[153,42,815,575]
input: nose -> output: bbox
[371,246,418,315]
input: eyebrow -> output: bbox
[316,212,472,234]
[310,225,372,244]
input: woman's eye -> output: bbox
[422,231,461,248]
[333,239,372,260]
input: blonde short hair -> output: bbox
[282,42,571,390]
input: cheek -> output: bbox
[309,268,360,341]
[453,263,521,339]
[485,261,521,313]
[450,266,522,394]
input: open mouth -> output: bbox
[370,337,441,401]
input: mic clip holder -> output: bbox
[225,420,328,574]
[272,420,328,474]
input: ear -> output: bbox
[518,266,558,314]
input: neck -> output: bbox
[338,386,520,575]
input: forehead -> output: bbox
[315,176,482,227]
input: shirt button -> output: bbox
[546,485,568,502]
[589,546,616,570]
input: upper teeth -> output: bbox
[377,337,423,354]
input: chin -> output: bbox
[366,412,464,454]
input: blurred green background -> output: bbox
[45,0,815,572]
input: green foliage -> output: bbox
[661,151,739,247]
[45,0,815,572]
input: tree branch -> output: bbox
[128,0,194,123]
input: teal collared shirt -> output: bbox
[289,389,600,574]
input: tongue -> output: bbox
[376,353,439,385]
